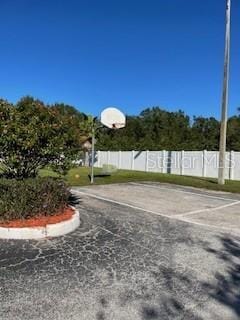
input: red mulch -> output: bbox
[0,207,74,228]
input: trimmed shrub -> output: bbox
[0,177,70,222]
[0,97,84,179]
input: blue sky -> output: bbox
[0,0,239,119]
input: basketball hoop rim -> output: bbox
[112,123,125,129]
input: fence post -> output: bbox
[230,150,235,180]
[162,150,166,173]
[180,150,185,175]
[107,151,110,165]
[97,151,101,167]
[118,151,122,169]
[202,150,207,177]
[145,150,149,172]
[131,150,135,170]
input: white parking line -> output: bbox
[73,189,240,236]
[130,182,238,202]
[176,200,240,217]
[74,190,173,219]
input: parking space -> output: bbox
[75,182,240,236]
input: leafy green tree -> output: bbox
[0,97,85,178]
[227,116,240,151]
[190,117,220,150]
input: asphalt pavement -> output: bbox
[0,182,240,320]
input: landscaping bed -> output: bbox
[0,177,80,239]
[0,207,74,228]
[0,177,69,222]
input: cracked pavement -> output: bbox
[1,182,240,319]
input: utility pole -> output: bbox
[218,0,231,185]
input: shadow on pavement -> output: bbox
[139,235,240,320]
[68,193,82,206]
[203,235,240,318]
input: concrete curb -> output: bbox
[0,208,80,240]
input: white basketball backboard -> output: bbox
[100,107,126,129]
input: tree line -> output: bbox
[96,107,240,151]
[1,97,240,165]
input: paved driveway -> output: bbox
[0,182,240,319]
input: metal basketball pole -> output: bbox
[90,125,95,184]
[218,0,231,185]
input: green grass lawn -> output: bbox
[39,166,240,194]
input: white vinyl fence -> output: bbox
[94,150,240,181]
